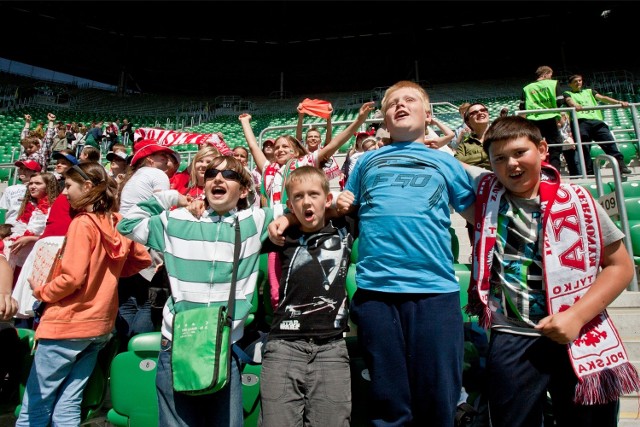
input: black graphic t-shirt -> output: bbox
[267,219,352,341]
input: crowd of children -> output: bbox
[0,79,639,427]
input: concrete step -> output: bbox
[608,312,640,339]
[619,394,640,422]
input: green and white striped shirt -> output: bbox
[117,190,283,342]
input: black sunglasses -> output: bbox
[467,107,488,118]
[204,168,243,183]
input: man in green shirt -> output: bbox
[563,74,631,175]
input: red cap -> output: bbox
[14,160,42,172]
[130,139,180,167]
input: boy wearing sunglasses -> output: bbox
[117,155,289,427]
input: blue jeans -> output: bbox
[116,273,155,351]
[15,334,109,427]
[350,289,463,427]
[259,338,351,426]
[156,338,243,427]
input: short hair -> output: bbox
[205,155,252,210]
[536,66,553,79]
[81,145,101,162]
[568,74,582,83]
[285,165,329,197]
[381,80,430,117]
[483,116,543,154]
[111,143,127,153]
[305,126,322,138]
[65,162,119,213]
[20,135,40,147]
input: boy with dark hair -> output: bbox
[462,115,640,427]
[260,165,352,426]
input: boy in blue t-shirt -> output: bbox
[336,81,476,426]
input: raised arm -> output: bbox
[324,105,333,145]
[425,117,455,149]
[295,103,304,141]
[317,101,375,164]
[239,113,268,173]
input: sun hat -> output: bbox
[130,139,180,167]
[14,159,42,172]
[51,152,79,166]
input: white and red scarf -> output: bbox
[468,164,640,404]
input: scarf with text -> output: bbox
[468,165,640,404]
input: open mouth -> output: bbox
[211,187,227,197]
[509,170,524,179]
[304,209,314,221]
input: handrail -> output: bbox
[594,154,638,292]
[516,103,640,180]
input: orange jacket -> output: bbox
[34,212,151,339]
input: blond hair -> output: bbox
[381,81,431,117]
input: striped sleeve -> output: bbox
[117,190,180,252]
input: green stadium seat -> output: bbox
[611,180,640,198]
[624,197,640,222]
[107,332,161,427]
[454,263,473,322]
[618,143,638,165]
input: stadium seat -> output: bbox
[107,332,161,427]
[618,143,638,165]
[455,263,473,322]
[624,197,640,222]
[611,180,640,198]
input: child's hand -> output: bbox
[177,194,190,208]
[0,292,18,321]
[48,113,56,121]
[239,113,252,122]
[297,103,304,114]
[187,199,206,218]
[10,236,37,255]
[336,191,355,214]
[358,102,376,119]
[24,114,32,121]
[268,216,291,246]
[534,311,583,344]
[27,277,41,292]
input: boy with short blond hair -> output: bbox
[335,80,476,426]
[260,165,352,426]
[462,115,640,427]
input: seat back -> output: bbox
[107,332,161,427]
[454,263,473,322]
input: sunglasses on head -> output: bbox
[204,168,243,183]
[467,107,488,118]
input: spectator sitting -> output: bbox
[79,145,101,163]
[51,150,79,192]
[0,160,41,226]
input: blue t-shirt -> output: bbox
[346,142,475,293]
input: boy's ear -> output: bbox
[286,199,293,210]
[538,139,549,159]
[325,191,333,208]
[238,186,249,201]
[424,110,433,125]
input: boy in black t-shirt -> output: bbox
[260,166,352,426]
